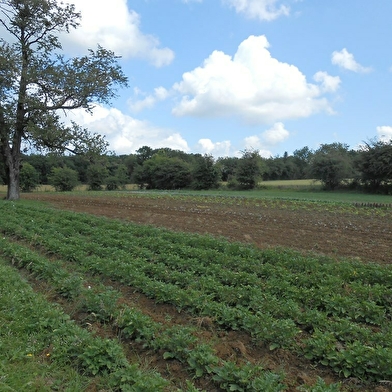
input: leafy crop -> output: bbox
[1,200,392,387]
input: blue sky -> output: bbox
[61,0,392,157]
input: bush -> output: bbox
[86,164,108,191]
[191,154,220,190]
[20,163,39,192]
[309,143,354,190]
[49,167,79,192]
[105,176,121,191]
[133,154,192,190]
[235,149,264,190]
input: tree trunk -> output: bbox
[6,158,20,200]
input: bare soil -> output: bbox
[23,192,392,264]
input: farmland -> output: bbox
[1,191,392,391]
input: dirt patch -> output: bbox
[23,192,392,264]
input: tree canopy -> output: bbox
[0,0,127,199]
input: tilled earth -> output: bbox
[23,192,392,264]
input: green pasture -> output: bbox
[1,179,391,204]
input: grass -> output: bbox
[0,258,100,391]
[2,179,391,205]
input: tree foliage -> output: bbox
[0,0,127,200]
[235,149,263,189]
[19,162,39,191]
[86,163,108,191]
[309,143,355,190]
[133,154,192,190]
[49,166,78,191]
[356,139,392,193]
[191,154,220,190]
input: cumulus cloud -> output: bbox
[261,122,290,144]
[62,105,189,155]
[331,48,372,73]
[129,87,170,112]
[62,0,174,67]
[376,126,392,142]
[223,0,290,21]
[313,71,341,93]
[196,139,232,156]
[172,35,338,124]
[243,122,290,157]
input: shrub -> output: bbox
[20,162,39,192]
[86,164,108,191]
[49,167,79,191]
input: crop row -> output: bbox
[1,202,392,382]
[1,238,289,391]
[0,256,171,391]
[90,191,392,217]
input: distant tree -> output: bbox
[19,162,39,192]
[105,164,128,190]
[114,164,129,187]
[86,164,108,190]
[67,155,91,184]
[49,167,79,192]
[0,0,127,200]
[135,146,154,165]
[293,146,313,179]
[191,154,220,190]
[123,154,138,179]
[309,143,354,190]
[133,154,192,190]
[216,157,239,182]
[356,139,392,193]
[263,156,285,181]
[235,149,264,189]
[105,176,120,191]
[24,154,53,184]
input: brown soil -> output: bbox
[20,192,392,391]
[23,192,392,264]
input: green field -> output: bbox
[1,179,391,204]
[1,198,391,391]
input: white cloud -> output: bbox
[196,139,232,156]
[261,122,290,144]
[62,105,189,154]
[129,87,170,112]
[376,126,392,142]
[313,71,341,93]
[243,136,273,158]
[243,122,290,157]
[62,0,174,67]
[223,0,290,21]
[172,35,337,124]
[331,48,372,73]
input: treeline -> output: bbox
[1,139,391,194]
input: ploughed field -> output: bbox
[23,192,392,264]
[1,192,392,391]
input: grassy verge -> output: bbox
[1,179,391,204]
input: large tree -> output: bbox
[0,0,127,200]
[356,139,392,193]
[309,143,354,190]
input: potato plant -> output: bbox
[1,201,392,385]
